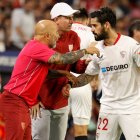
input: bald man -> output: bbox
[0,20,99,140]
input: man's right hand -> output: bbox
[85,42,100,57]
[62,84,71,98]
[30,102,45,120]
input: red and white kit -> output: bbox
[85,34,140,140]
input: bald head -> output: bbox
[34,20,57,36]
[34,20,59,48]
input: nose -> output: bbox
[91,26,95,32]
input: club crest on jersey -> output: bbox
[120,51,126,58]
[68,44,73,52]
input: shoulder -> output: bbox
[22,40,55,57]
[121,35,138,44]
[25,39,49,50]
[72,23,91,32]
[68,30,78,36]
[63,30,79,39]
[119,35,140,51]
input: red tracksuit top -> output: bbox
[38,30,87,109]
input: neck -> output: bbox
[34,36,49,46]
[74,19,88,25]
[104,29,118,46]
[58,30,64,36]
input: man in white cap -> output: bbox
[31,2,98,140]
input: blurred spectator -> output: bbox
[130,6,140,20]
[0,25,5,52]
[128,20,140,43]
[73,0,105,13]
[34,5,53,22]
[0,0,13,17]
[0,74,2,91]
[3,15,12,50]
[39,0,55,11]
[0,11,5,26]
[118,0,130,15]
[33,0,54,22]
[116,16,130,35]
[58,0,74,5]
[43,6,53,20]
[86,0,105,13]
[129,0,140,8]
[107,0,125,19]
[33,5,44,22]
[10,0,35,50]
[0,11,6,52]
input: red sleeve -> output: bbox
[71,60,87,73]
[32,44,56,63]
[26,40,56,63]
[70,31,87,73]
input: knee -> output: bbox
[74,124,88,136]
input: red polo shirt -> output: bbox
[4,39,55,107]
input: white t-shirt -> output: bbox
[85,34,140,114]
[71,23,95,49]
[71,23,95,60]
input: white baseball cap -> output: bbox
[50,2,79,19]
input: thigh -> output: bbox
[70,84,92,124]
[1,93,31,140]
[119,114,140,140]
[50,106,69,140]
[0,112,5,140]
[32,108,51,140]
[96,113,122,140]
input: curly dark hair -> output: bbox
[90,7,116,28]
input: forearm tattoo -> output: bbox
[48,49,85,64]
[72,73,94,88]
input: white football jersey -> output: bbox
[85,35,140,114]
[71,23,95,50]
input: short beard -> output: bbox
[94,28,108,41]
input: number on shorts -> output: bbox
[97,117,108,130]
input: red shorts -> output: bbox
[0,113,5,140]
[0,91,31,140]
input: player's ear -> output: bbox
[53,17,59,22]
[43,33,50,40]
[105,21,110,29]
